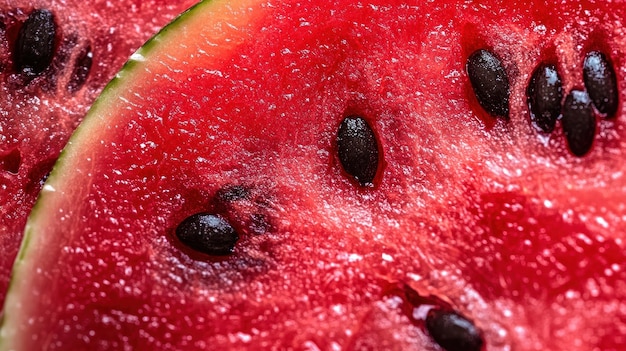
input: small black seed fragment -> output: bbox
[176,213,239,255]
[14,9,57,76]
[336,115,380,186]
[527,64,563,133]
[216,185,250,203]
[562,90,595,157]
[466,49,510,119]
[39,171,50,187]
[426,309,484,351]
[67,45,92,93]
[583,51,618,118]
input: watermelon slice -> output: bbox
[3,0,626,350]
[0,0,197,304]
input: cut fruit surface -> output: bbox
[0,0,197,305]
[2,0,626,350]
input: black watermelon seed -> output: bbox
[67,45,92,93]
[14,9,56,76]
[466,49,510,119]
[527,64,563,133]
[336,115,380,186]
[426,309,484,351]
[583,51,618,118]
[176,213,239,255]
[562,90,595,157]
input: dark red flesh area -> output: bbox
[10,0,626,350]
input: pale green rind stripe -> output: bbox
[0,0,219,348]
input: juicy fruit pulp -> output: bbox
[0,0,197,305]
[3,0,626,350]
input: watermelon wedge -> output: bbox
[3,0,626,350]
[0,0,198,305]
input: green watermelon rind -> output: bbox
[0,0,216,346]
[17,0,210,263]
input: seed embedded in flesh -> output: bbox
[215,184,250,203]
[583,51,618,118]
[176,213,239,255]
[14,9,57,76]
[466,49,510,119]
[562,90,595,157]
[425,309,484,351]
[67,45,93,93]
[527,64,563,133]
[336,115,380,186]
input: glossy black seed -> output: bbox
[466,49,510,119]
[14,9,57,76]
[426,309,484,351]
[67,45,92,93]
[583,51,618,117]
[176,213,239,255]
[527,64,563,133]
[562,90,595,157]
[336,115,380,186]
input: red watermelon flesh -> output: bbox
[2,0,626,350]
[0,0,197,305]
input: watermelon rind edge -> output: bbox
[0,0,217,346]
